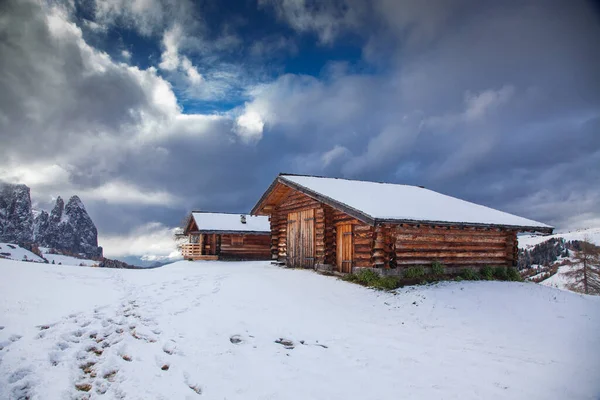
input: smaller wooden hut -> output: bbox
[181,212,271,261]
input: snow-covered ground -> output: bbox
[0,243,98,266]
[539,264,578,291]
[519,227,600,249]
[518,227,600,293]
[1,259,599,399]
[0,243,45,262]
[39,247,98,267]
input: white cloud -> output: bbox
[92,0,190,37]
[99,222,180,259]
[159,24,182,70]
[82,19,108,33]
[121,49,132,60]
[234,109,265,143]
[181,56,203,85]
[0,164,70,188]
[81,181,180,206]
[259,0,363,44]
[321,145,351,167]
[464,85,514,121]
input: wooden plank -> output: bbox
[395,251,507,258]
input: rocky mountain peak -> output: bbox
[0,182,34,244]
[0,183,102,259]
[50,196,65,224]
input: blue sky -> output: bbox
[1,0,599,262]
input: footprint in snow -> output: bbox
[8,368,31,384]
[229,335,243,344]
[184,372,203,396]
[275,338,295,349]
[9,367,34,400]
[49,351,62,366]
[56,341,70,351]
[162,340,177,355]
[9,334,22,342]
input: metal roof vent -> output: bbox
[240,215,247,224]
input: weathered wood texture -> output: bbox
[263,183,519,271]
[336,224,353,273]
[181,233,270,260]
[218,233,271,260]
[385,224,518,267]
[271,189,322,265]
[287,209,315,268]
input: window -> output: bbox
[231,235,244,246]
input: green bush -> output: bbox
[493,266,508,280]
[355,269,381,286]
[454,276,463,282]
[342,273,358,282]
[506,267,522,282]
[431,261,445,276]
[372,276,402,291]
[404,266,426,279]
[480,265,494,280]
[461,268,480,281]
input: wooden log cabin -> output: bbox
[181,212,271,261]
[251,174,553,275]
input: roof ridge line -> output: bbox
[279,172,421,188]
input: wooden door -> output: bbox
[287,209,315,268]
[336,224,353,273]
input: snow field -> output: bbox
[0,243,98,266]
[0,259,599,399]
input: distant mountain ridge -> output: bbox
[0,182,102,259]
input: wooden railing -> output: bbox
[181,244,219,261]
[181,243,202,259]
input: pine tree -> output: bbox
[564,240,600,295]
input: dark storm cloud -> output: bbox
[1,0,599,258]
[0,0,174,160]
[243,0,600,228]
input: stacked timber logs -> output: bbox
[388,224,517,267]
[315,207,326,265]
[353,224,373,268]
[269,215,279,260]
[373,226,386,267]
[219,234,271,260]
[323,206,336,265]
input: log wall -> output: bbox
[270,190,326,266]
[330,208,373,269]
[265,184,520,271]
[384,224,518,268]
[218,233,271,260]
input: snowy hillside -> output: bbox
[518,228,600,293]
[0,243,45,262]
[1,259,599,399]
[519,227,600,249]
[0,243,98,266]
[39,247,98,267]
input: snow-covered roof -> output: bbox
[274,174,551,230]
[189,212,270,233]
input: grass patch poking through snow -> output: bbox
[343,263,522,291]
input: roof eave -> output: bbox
[278,176,375,225]
[187,230,270,235]
[250,176,282,216]
[374,217,553,234]
[182,212,196,235]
